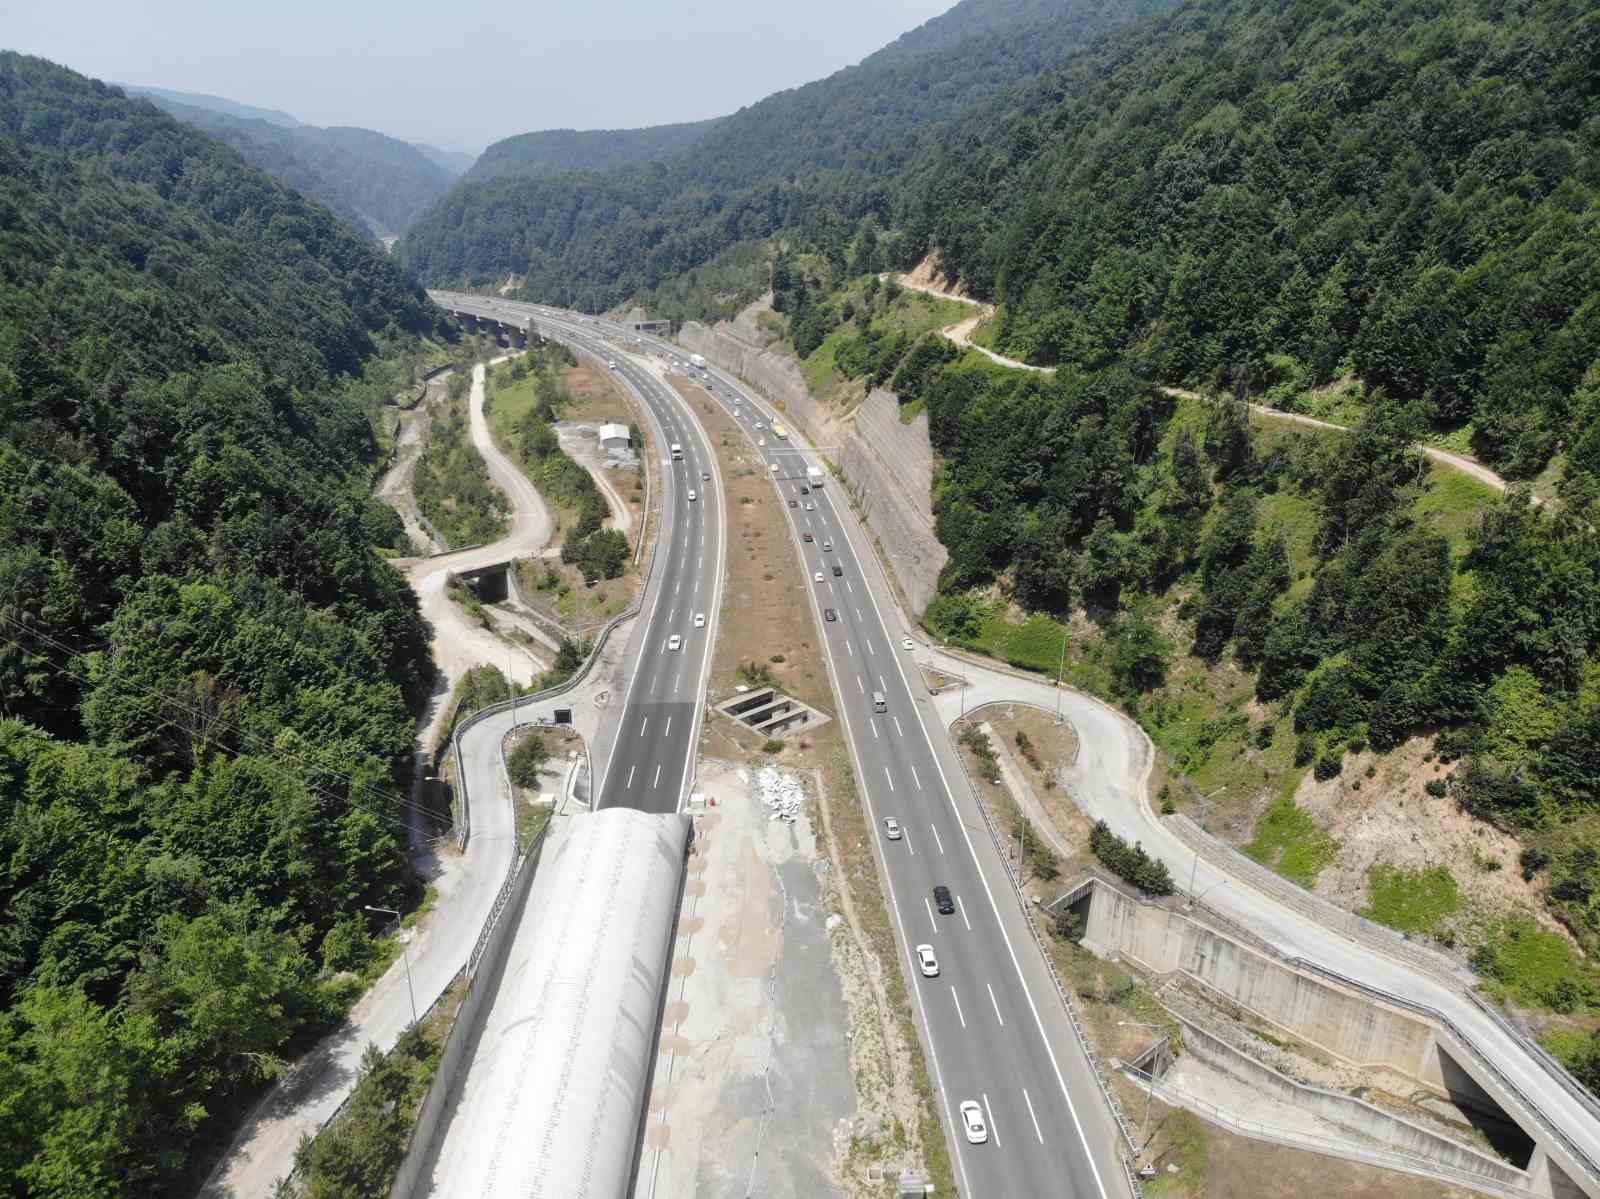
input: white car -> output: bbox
[814,571,824,583]
[667,634,682,652]
[758,438,766,447]
[901,637,915,651]
[687,489,697,502]
[915,944,939,978]
[607,360,617,369]
[770,463,780,474]
[960,1100,988,1145]
[804,501,815,511]
[882,817,902,840]
[693,613,706,629]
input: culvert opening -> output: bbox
[1433,1043,1536,1168]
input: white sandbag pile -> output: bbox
[756,764,803,824]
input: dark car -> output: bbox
[933,886,955,915]
[824,608,837,622]
[789,499,798,508]
[800,485,811,495]
[802,532,814,543]
[832,564,843,577]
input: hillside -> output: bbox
[465,117,722,184]
[144,95,455,237]
[122,82,301,127]
[398,0,1170,303]
[0,52,449,1192]
[896,0,1600,479]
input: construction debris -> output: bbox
[756,764,805,824]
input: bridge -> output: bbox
[436,299,534,348]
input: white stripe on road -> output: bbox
[855,675,864,694]
[924,897,937,932]
[931,825,945,856]
[951,986,966,1029]
[894,717,904,736]
[664,716,672,737]
[958,895,973,932]
[911,765,922,789]
[640,717,650,737]
[983,1093,1001,1148]
[626,764,636,788]
[884,767,895,793]
[870,720,879,740]
[1023,1088,1044,1144]
[988,982,1004,1026]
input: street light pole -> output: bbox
[1054,626,1067,724]
[1117,1019,1166,1155]
[366,905,417,1025]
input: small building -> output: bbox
[598,422,630,451]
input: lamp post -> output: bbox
[366,906,417,1025]
[1054,625,1068,724]
[1117,1019,1167,1156]
[1186,786,1227,901]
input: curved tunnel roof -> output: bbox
[442,807,689,1199]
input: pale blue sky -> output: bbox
[11,0,956,152]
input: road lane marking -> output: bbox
[675,669,683,694]
[1023,1088,1043,1143]
[924,897,937,932]
[951,986,966,1029]
[846,639,854,656]
[844,580,853,593]
[988,983,1004,1027]
[904,833,914,857]
[931,825,945,855]
[894,717,904,736]
[870,720,879,740]
[653,763,662,788]
[958,895,972,931]
[664,716,672,737]
[911,765,922,788]
[640,717,650,737]
[983,1093,1001,1148]
[626,764,636,788]
[884,767,896,792]
[856,675,864,695]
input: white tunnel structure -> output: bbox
[424,808,690,1198]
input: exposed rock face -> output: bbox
[681,298,947,616]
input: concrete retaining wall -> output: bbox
[1084,883,1437,1078]
[681,300,948,616]
[1178,1018,1530,1187]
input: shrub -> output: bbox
[1053,908,1086,944]
[1254,723,1276,750]
[762,739,784,754]
[1089,820,1174,895]
[1294,730,1317,767]
[1423,778,1449,798]
[506,734,549,788]
[1313,750,1343,781]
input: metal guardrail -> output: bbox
[945,727,1148,1198]
[1124,1066,1548,1199]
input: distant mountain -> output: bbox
[414,141,477,176]
[143,95,454,237]
[465,117,722,184]
[120,82,301,127]
[400,0,1170,300]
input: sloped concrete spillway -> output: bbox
[419,809,691,1199]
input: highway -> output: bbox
[430,292,723,815]
[434,295,1130,1197]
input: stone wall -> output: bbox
[681,300,948,615]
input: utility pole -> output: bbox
[1117,1019,1165,1160]
[366,906,417,1025]
[1054,626,1068,724]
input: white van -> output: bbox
[872,691,887,713]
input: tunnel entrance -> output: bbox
[1431,1042,1536,1168]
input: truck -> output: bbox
[772,423,788,440]
[671,443,684,461]
[807,466,825,488]
[689,353,707,371]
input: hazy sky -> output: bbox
[11,0,957,152]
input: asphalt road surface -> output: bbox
[430,293,723,816]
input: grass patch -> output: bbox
[1144,1106,1211,1196]
[1473,916,1600,1012]
[1360,863,1461,937]
[1245,797,1339,887]
[1414,463,1499,558]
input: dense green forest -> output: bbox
[464,117,722,184]
[0,53,448,1194]
[145,97,455,237]
[898,0,1600,478]
[397,0,1168,302]
[412,372,510,548]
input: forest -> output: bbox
[463,117,722,185]
[397,0,1167,303]
[145,97,456,238]
[0,53,448,1194]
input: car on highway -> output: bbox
[901,637,915,651]
[800,485,810,495]
[882,817,902,840]
[667,634,682,652]
[832,565,843,577]
[687,489,697,502]
[702,471,711,481]
[693,613,706,628]
[759,438,766,447]
[824,608,837,622]
[916,944,939,977]
[607,360,617,369]
[803,532,813,543]
[805,501,815,511]
[960,1100,988,1145]
[822,540,832,551]
[814,571,824,583]
[933,885,955,914]
[789,499,798,508]
[770,463,780,474]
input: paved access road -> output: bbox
[459,302,1131,1198]
[429,293,724,815]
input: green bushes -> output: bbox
[1089,820,1173,895]
[506,734,549,788]
[959,725,1001,785]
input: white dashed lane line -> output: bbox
[931,825,946,855]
